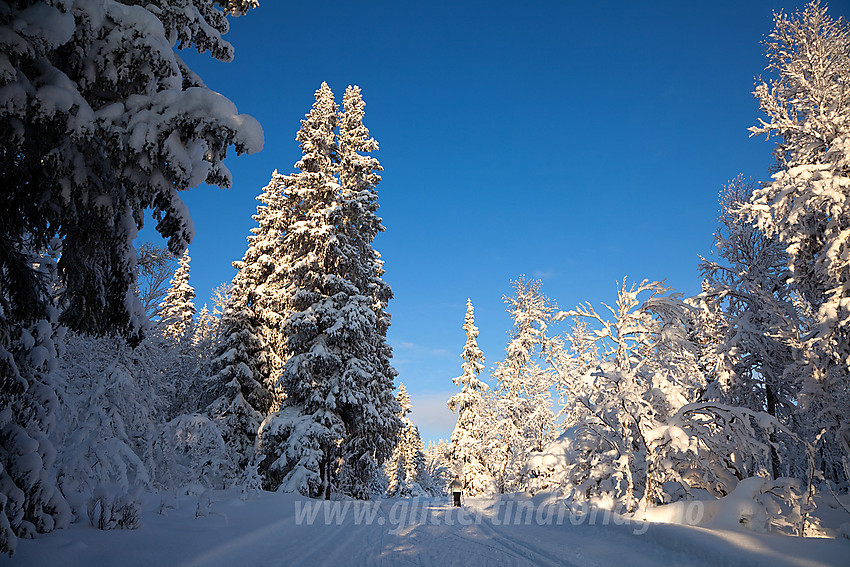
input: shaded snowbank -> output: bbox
[636,476,850,539]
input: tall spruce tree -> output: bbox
[158,250,196,341]
[385,383,427,497]
[258,83,344,498]
[205,172,291,475]
[336,85,400,499]
[447,299,492,496]
[259,83,399,499]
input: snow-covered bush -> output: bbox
[640,476,818,536]
[0,313,72,553]
[87,485,142,531]
[55,335,162,518]
[526,424,625,505]
[150,414,234,492]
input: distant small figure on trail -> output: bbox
[450,475,463,507]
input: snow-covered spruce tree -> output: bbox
[204,168,301,478]
[491,278,558,493]
[385,385,407,496]
[699,176,804,479]
[190,292,227,402]
[191,303,221,381]
[0,246,70,553]
[237,171,295,402]
[205,266,276,476]
[259,83,400,499]
[335,85,400,498]
[193,304,218,352]
[446,299,492,496]
[385,384,427,497]
[257,85,344,498]
[157,250,196,341]
[401,425,427,496]
[0,1,260,554]
[1,0,262,343]
[747,0,850,483]
[159,302,218,418]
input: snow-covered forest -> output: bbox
[1,0,849,564]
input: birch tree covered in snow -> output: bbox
[550,318,600,430]
[55,334,165,516]
[0,0,260,555]
[747,0,850,483]
[532,279,707,510]
[135,243,177,320]
[699,176,804,479]
[491,278,559,493]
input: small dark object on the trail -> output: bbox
[450,475,463,507]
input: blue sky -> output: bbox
[140,0,813,443]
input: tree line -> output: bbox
[438,0,849,536]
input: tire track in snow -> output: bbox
[471,512,590,567]
[441,524,566,567]
[378,502,573,566]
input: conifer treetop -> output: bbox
[454,299,487,391]
[158,249,196,340]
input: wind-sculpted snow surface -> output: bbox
[3,491,848,566]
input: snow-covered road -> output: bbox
[3,491,848,566]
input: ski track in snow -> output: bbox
[2,494,849,567]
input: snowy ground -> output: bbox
[2,490,848,566]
